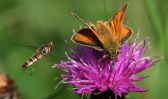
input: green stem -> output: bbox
[144,0,165,49]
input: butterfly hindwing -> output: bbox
[121,25,133,43]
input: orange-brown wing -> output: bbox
[70,12,102,44]
[121,25,133,43]
[71,28,103,50]
[109,3,128,39]
[96,21,116,50]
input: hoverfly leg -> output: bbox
[22,67,27,71]
[30,65,36,76]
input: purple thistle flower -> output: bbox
[54,39,160,98]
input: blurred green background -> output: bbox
[0,0,167,99]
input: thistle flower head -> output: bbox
[0,74,19,99]
[54,39,160,97]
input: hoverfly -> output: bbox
[22,41,53,69]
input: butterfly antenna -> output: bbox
[103,0,108,21]
[70,11,90,28]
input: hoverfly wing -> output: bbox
[14,42,38,50]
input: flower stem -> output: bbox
[90,89,126,99]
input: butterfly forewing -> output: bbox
[109,3,132,43]
[72,29,99,46]
[109,3,128,33]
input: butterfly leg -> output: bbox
[98,54,110,62]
